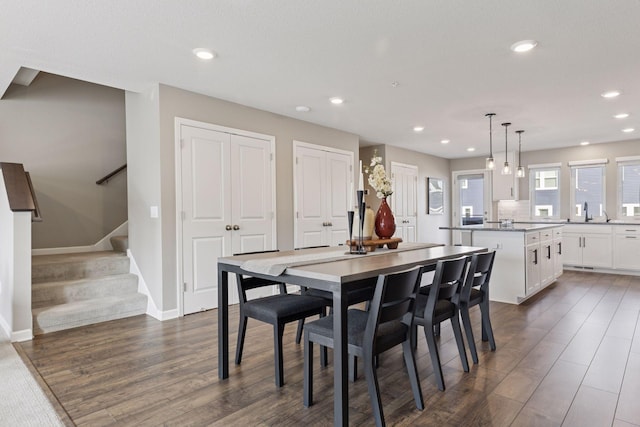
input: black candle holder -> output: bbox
[349,190,367,254]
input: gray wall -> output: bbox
[451,139,640,220]
[0,73,127,248]
[361,143,452,244]
[127,84,360,312]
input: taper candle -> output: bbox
[348,182,353,209]
[358,160,364,190]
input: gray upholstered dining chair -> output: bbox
[303,266,424,427]
[412,256,470,391]
[234,250,328,387]
[458,251,497,364]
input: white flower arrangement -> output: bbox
[367,153,393,198]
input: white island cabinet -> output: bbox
[440,224,563,304]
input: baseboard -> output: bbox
[127,250,180,321]
[32,221,128,255]
[0,316,33,342]
[11,329,33,342]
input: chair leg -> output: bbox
[349,355,358,382]
[450,314,469,372]
[480,301,496,351]
[235,315,247,365]
[410,323,418,351]
[274,323,285,387]
[424,320,445,391]
[460,306,478,364]
[364,353,385,427]
[303,333,313,407]
[296,318,304,344]
[402,340,424,410]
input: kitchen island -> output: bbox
[440,224,563,304]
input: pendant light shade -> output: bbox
[516,130,525,178]
[485,113,496,170]
[501,122,512,175]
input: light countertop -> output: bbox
[440,223,563,232]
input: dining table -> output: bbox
[217,243,487,426]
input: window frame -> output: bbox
[569,160,607,221]
[617,156,640,220]
[529,165,561,219]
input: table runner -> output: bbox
[240,242,443,276]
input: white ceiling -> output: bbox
[2,0,639,159]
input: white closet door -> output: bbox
[391,163,418,242]
[295,145,327,248]
[179,123,275,314]
[230,134,274,255]
[181,125,232,314]
[294,142,354,248]
[326,151,351,246]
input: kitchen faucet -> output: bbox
[584,202,592,222]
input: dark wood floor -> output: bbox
[15,270,640,426]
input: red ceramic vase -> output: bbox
[374,197,396,239]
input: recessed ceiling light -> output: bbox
[622,127,635,133]
[330,97,344,105]
[614,113,630,119]
[295,106,310,112]
[193,48,215,60]
[441,139,450,144]
[601,90,621,99]
[510,40,538,53]
[467,147,476,152]
[413,126,424,132]
[580,141,590,146]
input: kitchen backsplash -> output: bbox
[497,200,531,221]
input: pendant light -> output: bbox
[501,122,512,175]
[516,130,525,178]
[485,113,496,170]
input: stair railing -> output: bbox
[0,162,41,221]
[96,164,127,185]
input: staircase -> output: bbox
[31,238,147,335]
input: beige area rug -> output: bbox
[0,332,63,426]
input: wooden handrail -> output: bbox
[1,162,36,212]
[96,164,127,185]
[25,171,43,222]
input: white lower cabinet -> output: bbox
[525,237,541,295]
[472,225,562,304]
[562,225,613,269]
[553,228,563,278]
[614,225,640,271]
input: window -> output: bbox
[569,160,606,220]
[529,166,560,218]
[618,157,640,218]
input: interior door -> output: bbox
[180,123,275,314]
[230,134,274,255]
[326,151,351,246]
[391,163,418,242]
[180,125,231,314]
[294,145,327,248]
[294,142,354,248]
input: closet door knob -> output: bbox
[225,225,232,231]
[233,225,240,230]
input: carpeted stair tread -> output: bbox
[33,294,148,335]
[32,273,139,308]
[32,251,130,283]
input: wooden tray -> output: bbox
[346,237,403,252]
